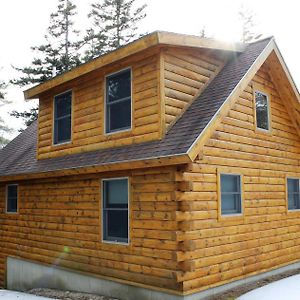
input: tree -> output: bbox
[12,0,81,87]
[238,6,262,43]
[10,106,39,131]
[83,0,147,61]
[0,81,11,147]
[11,0,81,129]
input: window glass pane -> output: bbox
[104,210,128,241]
[104,179,128,207]
[108,99,131,132]
[221,174,240,193]
[55,92,72,118]
[55,117,71,144]
[288,179,300,210]
[221,194,241,215]
[255,91,269,130]
[288,178,299,193]
[7,185,18,213]
[107,70,131,103]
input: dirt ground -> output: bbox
[28,268,300,300]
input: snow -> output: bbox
[0,290,53,300]
[237,274,300,300]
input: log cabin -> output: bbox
[0,31,300,300]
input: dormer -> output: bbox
[24,31,243,160]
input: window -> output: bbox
[102,178,129,243]
[220,174,242,215]
[255,91,270,131]
[53,91,72,145]
[6,184,18,213]
[287,178,300,210]
[105,69,131,133]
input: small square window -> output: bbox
[54,91,72,145]
[287,178,300,210]
[220,174,242,215]
[6,184,18,213]
[255,91,270,131]
[105,69,131,133]
[102,178,129,243]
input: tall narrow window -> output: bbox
[54,91,72,145]
[220,174,242,215]
[105,69,131,133]
[287,178,300,210]
[6,184,18,213]
[102,178,129,243]
[255,91,270,131]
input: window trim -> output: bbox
[6,184,19,214]
[286,177,300,212]
[218,171,244,220]
[253,87,271,133]
[52,89,73,146]
[101,177,130,245]
[104,67,133,135]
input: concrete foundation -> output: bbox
[7,257,300,300]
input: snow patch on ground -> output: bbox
[0,290,53,299]
[238,273,300,300]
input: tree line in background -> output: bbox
[0,1,260,146]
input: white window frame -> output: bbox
[52,89,73,146]
[104,67,132,135]
[6,184,19,214]
[254,89,271,132]
[220,173,243,216]
[287,177,300,211]
[101,177,130,245]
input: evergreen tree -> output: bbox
[10,106,39,131]
[0,81,11,147]
[83,0,147,61]
[238,6,262,43]
[12,0,81,87]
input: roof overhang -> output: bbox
[24,31,245,100]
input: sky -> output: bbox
[0,0,299,140]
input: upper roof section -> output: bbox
[24,31,244,100]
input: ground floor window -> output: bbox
[287,178,300,210]
[102,178,129,244]
[6,184,18,213]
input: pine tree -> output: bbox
[12,0,81,87]
[11,0,81,129]
[83,0,147,61]
[0,81,11,147]
[239,6,262,43]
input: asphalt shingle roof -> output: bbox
[0,38,271,178]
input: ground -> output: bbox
[0,267,296,300]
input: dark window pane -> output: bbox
[106,69,131,133]
[107,99,131,132]
[54,91,72,144]
[7,185,18,213]
[255,91,269,130]
[221,174,240,193]
[104,210,128,242]
[221,194,241,215]
[55,92,72,118]
[107,70,131,102]
[288,179,300,210]
[104,179,128,208]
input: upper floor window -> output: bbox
[102,178,129,244]
[220,174,242,215]
[6,184,18,213]
[53,91,72,145]
[255,90,270,131]
[287,178,300,210]
[105,68,131,134]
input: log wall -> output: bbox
[176,61,300,293]
[0,167,182,292]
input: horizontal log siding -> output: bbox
[177,63,300,293]
[163,48,225,130]
[0,167,182,292]
[38,49,162,160]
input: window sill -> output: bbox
[218,213,244,222]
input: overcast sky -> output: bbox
[0,0,299,139]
